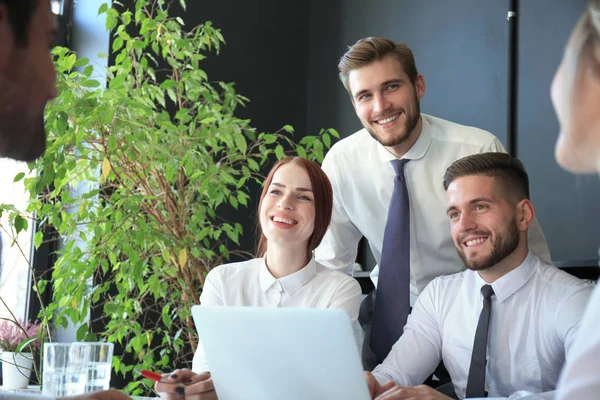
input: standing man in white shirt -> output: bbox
[365,153,593,400]
[314,37,552,367]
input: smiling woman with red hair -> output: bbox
[155,157,362,399]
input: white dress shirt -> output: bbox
[371,253,593,399]
[191,255,362,372]
[315,114,551,303]
[555,273,600,400]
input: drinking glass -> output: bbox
[42,343,89,397]
[84,342,114,392]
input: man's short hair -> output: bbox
[337,37,419,96]
[443,152,530,203]
[0,0,37,45]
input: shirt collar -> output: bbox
[473,252,537,303]
[259,255,317,295]
[376,115,433,163]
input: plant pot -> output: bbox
[1,352,33,389]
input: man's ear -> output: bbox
[0,3,16,70]
[515,199,535,232]
[415,74,426,99]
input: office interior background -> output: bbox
[0,0,598,388]
[182,0,600,272]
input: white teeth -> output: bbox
[377,114,399,124]
[466,238,487,247]
[272,216,297,225]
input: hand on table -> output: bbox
[374,384,454,400]
[155,368,217,400]
[365,371,396,399]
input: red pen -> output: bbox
[135,368,180,384]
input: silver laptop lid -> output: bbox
[192,306,370,400]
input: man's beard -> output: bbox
[456,217,521,271]
[0,108,46,162]
[364,92,421,148]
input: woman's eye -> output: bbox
[298,195,312,201]
[270,189,281,195]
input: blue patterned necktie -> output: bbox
[466,284,495,398]
[370,158,410,362]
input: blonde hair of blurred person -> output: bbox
[551,0,600,174]
[552,1,600,399]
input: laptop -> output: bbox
[191,306,371,400]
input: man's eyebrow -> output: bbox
[353,78,404,100]
[353,88,370,100]
[468,197,494,204]
[445,197,495,214]
[380,78,403,87]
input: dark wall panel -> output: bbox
[185,1,310,138]
[307,0,509,145]
[177,1,311,257]
[518,0,600,265]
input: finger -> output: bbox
[155,382,187,395]
[157,393,185,400]
[364,371,378,397]
[375,381,397,397]
[165,368,196,381]
[185,377,216,395]
[375,385,415,400]
[183,389,218,400]
[375,385,403,399]
[184,371,211,384]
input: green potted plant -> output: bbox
[1,0,337,395]
[0,318,42,389]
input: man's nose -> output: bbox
[458,212,477,232]
[373,93,391,113]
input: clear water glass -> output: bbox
[85,342,114,391]
[42,343,89,397]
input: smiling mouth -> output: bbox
[463,237,489,247]
[374,113,401,125]
[271,216,297,225]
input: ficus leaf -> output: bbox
[102,158,111,178]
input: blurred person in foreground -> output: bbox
[551,0,600,398]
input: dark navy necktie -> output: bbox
[466,284,495,398]
[370,158,410,362]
